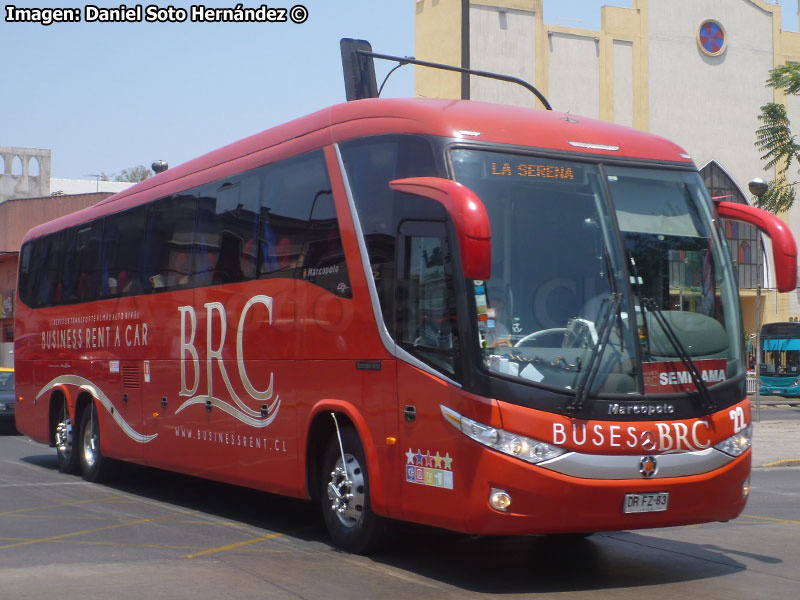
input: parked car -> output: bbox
[0,368,14,428]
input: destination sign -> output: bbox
[491,161,575,180]
[642,359,727,394]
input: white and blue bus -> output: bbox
[759,322,800,397]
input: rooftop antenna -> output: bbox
[84,174,103,192]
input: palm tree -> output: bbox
[755,62,800,213]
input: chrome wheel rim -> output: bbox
[55,418,73,458]
[82,411,98,469]
[326,453,365,528]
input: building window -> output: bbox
[700,161,763,289]
[697,19,726,57]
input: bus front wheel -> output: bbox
[320,427,384,553]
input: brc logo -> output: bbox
[178,295,276,412]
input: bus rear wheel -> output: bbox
[55,401,79,474]
[78,404,113,483]
[320,427,385,554]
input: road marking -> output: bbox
[0,509,199,550]
[0,496,119,517]
[0,482,90,488]
[53,539,292,553]
[184,532,287,558]
[740,514,800,526]
[760,459,800,468]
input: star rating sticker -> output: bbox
[424,451,434,467]
[443,452,453,470]
[433,451,443,468]
[415,449,424,465]
[405,448,415,464]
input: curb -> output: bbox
[759,459,800,468]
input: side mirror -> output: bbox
[715,200,798,292]
[388,177,491,280]
[340,38,378,101]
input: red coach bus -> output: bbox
[14,94,796,552]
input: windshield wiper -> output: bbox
[566,292,622,414]
[642,298,716,414]
[602,246,624,352]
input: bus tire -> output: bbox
[78,404,113,483]
[320,427,385,554]
[55,401,79,474]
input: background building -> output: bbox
[0,146,133,366]
[0,147,50,203]
[0,192,115,366]
[414,0,800,341]
[1,146,133,203]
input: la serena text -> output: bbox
[491,162,575,180]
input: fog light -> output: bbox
[742,477,750,499]
[489,488,512,512]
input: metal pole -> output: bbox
[755,270,762,423]
[748,178,769,424]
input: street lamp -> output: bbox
[748,178,768,422]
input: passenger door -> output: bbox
[395,222,465,531]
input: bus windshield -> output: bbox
[451,149,743,397]
[760,322,800,376]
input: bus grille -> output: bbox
[122,366,140,389]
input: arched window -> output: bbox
[700,160,763,289]
[11,155,23,176]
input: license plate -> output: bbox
[623,492,669,514]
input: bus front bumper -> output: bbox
[458,447,751,536]
[759,386,800,397]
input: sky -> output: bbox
[2,0,799,180]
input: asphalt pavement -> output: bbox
[749,400,800,467]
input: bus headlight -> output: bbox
[441,405,567,464]
[713,424,753,457]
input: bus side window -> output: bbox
[57,229,77,304]
[20,233,67,308]
[339,135,441,337]
[33,238,54,307]
[18,243,33,307]
[299,192,352,297]
[196,175,260,285]
[396,221,459,377]
[102,207,146,296]
[259,150,329,279]
[72,222,103,301]
[144,194,196,291]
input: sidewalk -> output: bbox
[750,405,800,468]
